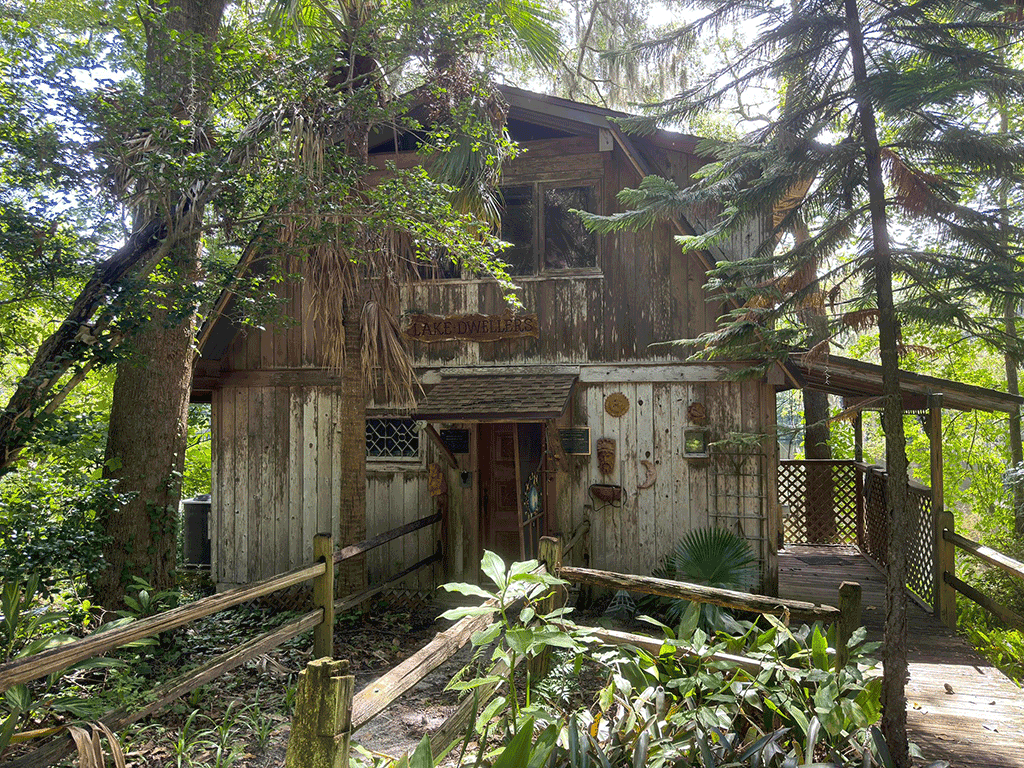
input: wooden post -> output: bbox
[935,509,957,628]
[855,465,864,551]
[285,658,354,768]
[530,536,565,681]
[927,393,945,588]
[853,412,863,463]
[313,533,334,660]
[835,581,862,671]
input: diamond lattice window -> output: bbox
[366,418,419,460]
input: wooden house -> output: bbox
[191,86,784,595]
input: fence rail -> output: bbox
[2,511,443,767]
[936,517,1024,631]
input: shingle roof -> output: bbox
[414,374,576,421]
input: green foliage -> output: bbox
[182,404,211,498]
[442,550,576,718]
[651,526,758,629]
[0,470,119,590]
[0,574,131,756]
[957,599,1024,684]
[581,2,1024,376]
[116,576,180,620]
[417,552,938,766]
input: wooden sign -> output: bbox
[403,311,540,343]
[439,428,470,454]
[559,428,591,456]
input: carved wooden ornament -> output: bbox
[604,392,629,417]
[428,463,448,497]
[596,437,616,476]
[687,401,707,422]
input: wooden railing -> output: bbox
[778,461,935,608]
[778,459,862,546]
[1,512,442,767]
[286,533,867,765]
[934,510,1024,631]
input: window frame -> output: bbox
[499,178,604,278]
[365,416,423,467]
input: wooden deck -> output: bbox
[779,546,1024,768]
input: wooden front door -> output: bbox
[479,423,522,564]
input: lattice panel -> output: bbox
[862,468,888,565]
[859,469,935,606]
[906,487,934,605]
[779,461,859,545]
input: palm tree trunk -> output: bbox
[844,0,910,764]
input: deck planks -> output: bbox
[779,545,1024,768]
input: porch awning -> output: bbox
[785,352,1023,414]
[414,373,576,422]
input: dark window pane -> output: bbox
[500,186,535,275]
[544,187,596,270]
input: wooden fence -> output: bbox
[780,460,1024,632]
[0,512,442,767]
[934,510,1024,631]
[285,534,865,766]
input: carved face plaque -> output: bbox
[596,437,616,476]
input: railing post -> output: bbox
[313,533,335,660]
[855,464,864,550]
[285,657,354,768]
[935,509,957,628]
[530,536,565,681]
[835,581,862,671]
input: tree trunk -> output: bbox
[998,94,1024,538]
[94,0,227,608]
[337,289,368,595]
[94,299,198,602]
[844,0,910,764]
[796,220,835,542]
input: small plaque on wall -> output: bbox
[559,428,591,455]
[439,428,470,454]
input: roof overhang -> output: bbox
[413,371,576,422]
[784,353,1023,414]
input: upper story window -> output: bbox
[500,182,599,275]
[366,418,420,460]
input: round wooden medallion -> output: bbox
[604,392,629,417]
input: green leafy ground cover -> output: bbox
[367,552,938,768]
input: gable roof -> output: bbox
[192,85,716,385]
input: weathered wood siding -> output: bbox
[553,379,778,591]
[201,128,775,592]
[365,457,440,591]
[399,136,733,369]
[211,385,436,589]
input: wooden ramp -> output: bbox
[779,546,1024,768]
